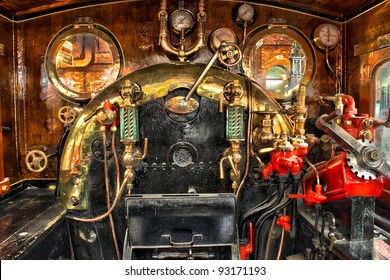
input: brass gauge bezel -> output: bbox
[209,27,238,52]
[313,23,340,51]
[169,9,196,35]
[233,3,256,27]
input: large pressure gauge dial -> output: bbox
[233,3,256,26]
[209,27,238,52]
[313,23,340,50]
[169,9,195,35]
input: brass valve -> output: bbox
[122,139,148,191]
[220,141,242,190]
[253,104,278,147]
[293,84,308,139]
[374,108,390,128]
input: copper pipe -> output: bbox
[325,48,341,94]
[277,192,287,260]
[219,156,228,179]
[111,130,121,193]
[236,76,253,199]
[276,228,285,260]
[66,177,128,223]
[103,131,120,260]
[264,216,276,260]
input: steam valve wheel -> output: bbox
[58,106,77,124]
[218,43,242,67]
[25,150,48,173]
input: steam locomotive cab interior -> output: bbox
[0,0,389,261]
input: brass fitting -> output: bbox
[334,94,344,115]
[293,84,308,139]
[122,139,148,191]
[253,104,277,147]
[158,0,206,61]
[219,141,242,190]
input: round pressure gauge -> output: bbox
[233,3,256,27]
[169,9,195,35]
[209,27,238,52]
[313,23,340,50]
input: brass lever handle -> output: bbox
[227,155,239,177]
[139,138,148,160]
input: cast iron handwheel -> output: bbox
[58,106,77,124]
[218,43,242,67]
[25,150,48,173]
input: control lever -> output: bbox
[185,41,242,101]
[316,112,390,179]
[374,108,390,128]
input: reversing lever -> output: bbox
[185,41,242,101]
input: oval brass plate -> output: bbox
[165,96,199,115]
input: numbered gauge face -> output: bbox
[234,3,256,26]
[169,9,195,35]
[209,27,238,52]
[313,23,340,50]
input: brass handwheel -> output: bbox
[58,106,77,124]
[25,150,48,173]
[218,43,242,67]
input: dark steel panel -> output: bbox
[126,193,236,247]
[0,183,67,259]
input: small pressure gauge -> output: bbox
[169,9,195,35]
[233,3,256,27]
[313,23,340,50]
[209,27,238,52]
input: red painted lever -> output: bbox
[239,222,253,260]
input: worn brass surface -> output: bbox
[354,33,390,56]
[220,141,243,190]
[158,0,206,61]
[165,96,199,114]
[58,62,292,209]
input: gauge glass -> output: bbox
[210,27,237,52]
[170,9,195,34]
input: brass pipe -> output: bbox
[293,84,308,138]
[66,177,128,222]
[252,151,265,170]
[264,216,276,260]
[103,130,121,260]
[277,192,288,260]
[228,155,239,176]
[220,143,242,190]
[219,156,228,179]
[304,157,320,186]
[111,130,121,193]
[277,228,285,260]
[158,0,206,61]
[140,138,149,160]
[236,76,253,199]
[122,138,148,192]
